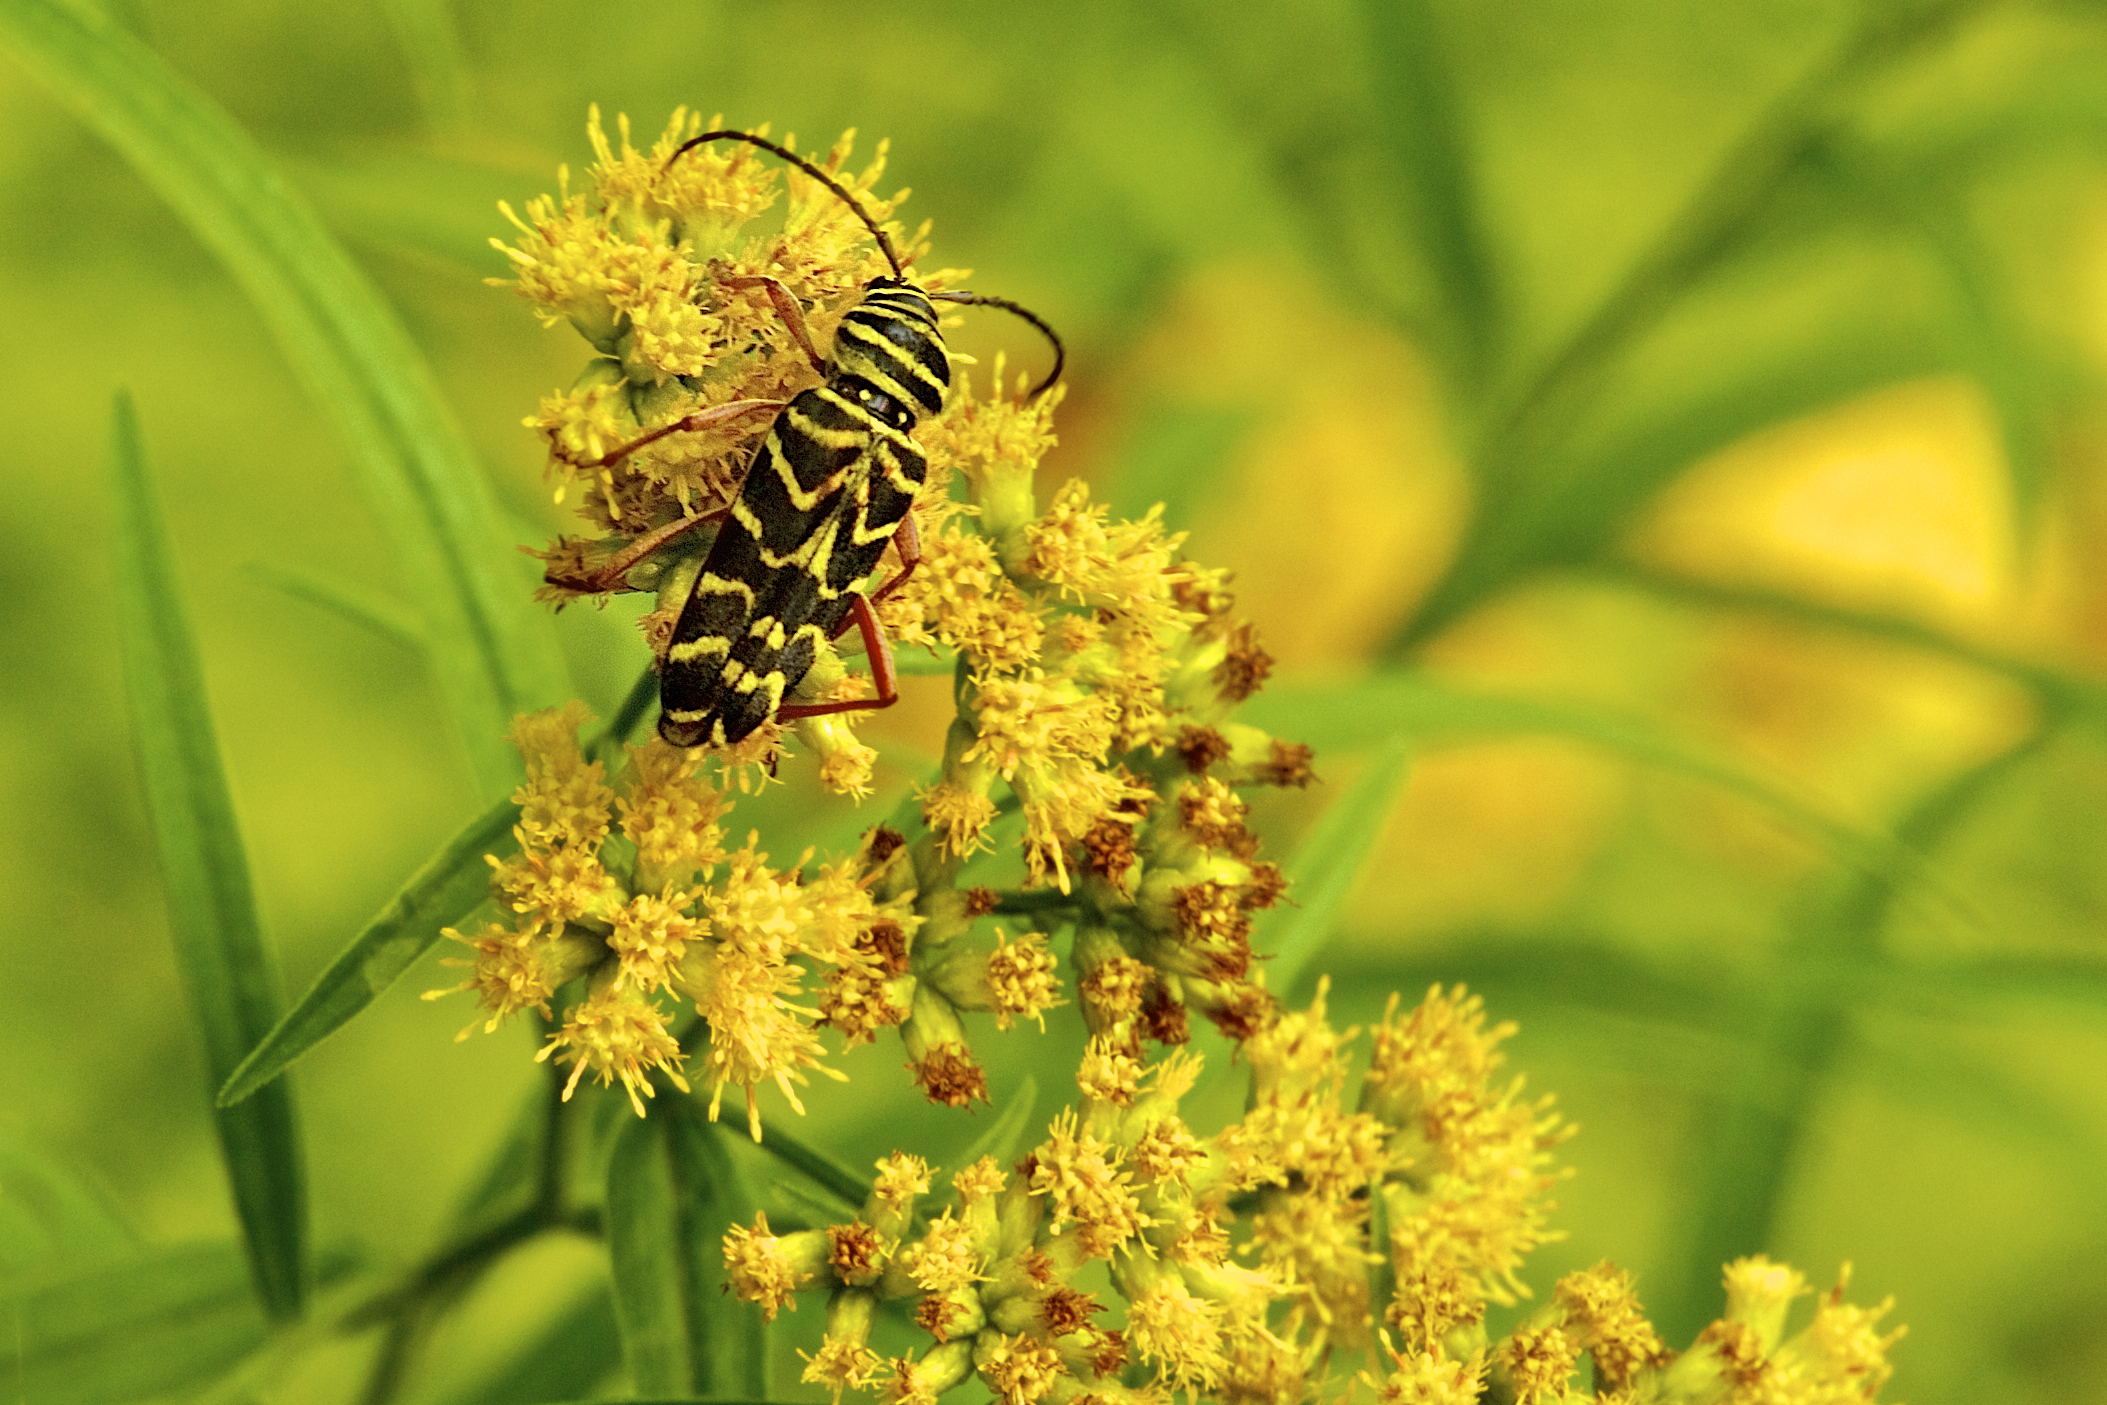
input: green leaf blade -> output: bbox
[109,395,307,1320]
[219,793,518,1107]
[0,0,566,797]
[1260,735,1412,997]
[605,1116,696,1396]
[4,1242,271,1405]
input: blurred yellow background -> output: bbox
[7,2,2107,1402]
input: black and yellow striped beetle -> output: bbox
[548,130,1061,749]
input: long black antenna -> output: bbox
[666,129,906,278]
[667,129,1065,398]
[930,291,1066,400]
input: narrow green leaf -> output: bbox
[605,1117,694,1396]
[3,1241,266,1405]
[440,1285,622,1405]
[1593,561,2107,729]
[894,644,961,678]
[957,1074,1041,1169]
[110,395,306,1320]
[1658,721,2045,1343]
[1243,670,1929,890]
[244,561,424,651]
[376,0,471,134]
[1259,736,1411,996]
[218,792,517,1107]
[665,1108,768,1398]
[1396,331,1948,649]
[1357,0,1501,387]
[1884,167,2056,532]
[0,0,567,797]
[0,1135,135,1277]
[755,1121,879,1211]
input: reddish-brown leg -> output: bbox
[564,397,782,472]
[864,514,922,608]
[777,594,899,722]
[720,274,828,374]
[542,502,736,594]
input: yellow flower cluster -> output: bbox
[889,378,1290,894]
[722,985,1904,1405]
[492,107,941,534]
[430,704,919,1133]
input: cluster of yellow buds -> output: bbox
[470,110,1908,1405]
[726,983,1903,1405]
[429,705,928,1133]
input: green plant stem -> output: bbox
[346,1046,592,1404]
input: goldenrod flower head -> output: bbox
[508,701,616,850]
[827,1219,890,1287]
[875,1152,936,1206]
[1364,986,1515,1127]
[682,937,829,1138]
[1496,1323,1578,1405]
[1081,954,1151,1024]
[706,834,812,961]
[490,844,623,928]
[1124,1275,1228,1394]
[430,921,566,1034]
[1762,1266,1904,1405]
[536,984,690,1116]
[1723,1254,1810,1352]
[619,737,728,889]
[921,775,1001,861]
[1249,1192,1376,1350]
[985,928,1063,1031]
[1554,1261,1669,1388]
[1077,1034,1146,1107]
[608,889,705,991]
[723,1211,811,1321]
[1385,1254,1485,1352]
[902,1211,986,1294]
[1029,1108,1149,1258]
[802,1332,884,1404]
[1365,1338,1486,1405]
[955,1155,1009,1204]
[1130,1115,1208,1187]
[976,1331,1068,1405]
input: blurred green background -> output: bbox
[7,0,2107,1401]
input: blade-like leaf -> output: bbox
[244,561,424,652]
[218,792,518,1107]
[1242,670,1929,890]
[666,1109,768,1398]
[0,1135,135,1277]
[605,1117,694,1396]
[1357,0,1501,387]
[1395,331,1948,649]
[439,1284,622,1405]
[1259,735,1411,996]
[957,1074,1042,1170]
[110,395,306,1319]
[754,1120,879,1211]
[0,0,567,797]
[3,1241,269,1405]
